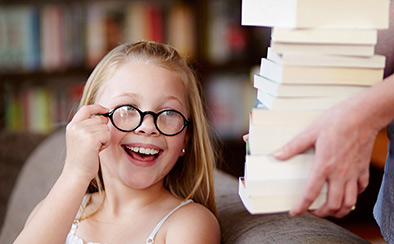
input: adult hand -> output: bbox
[273,98,379,218]
[64,104,111,181]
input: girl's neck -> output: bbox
[94,181,177,217]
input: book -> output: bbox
[267,48,386,69]
[270,41,375,57]
[271,28,378,45]
[257,89,349,110]
[248,108,321,154]
[206,73,256,139]
[244,154,328,194]
[239,177,326,214]
[251,104,322,126]
[125,2,164,46]
[2,6,41,71]
[241,0,389,29]
[40,5,65,71]
[86,4,107,67]
[254,74,369,97]
[260,58,384,85]
[167,4,196,58]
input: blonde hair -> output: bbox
[79,41,218,215]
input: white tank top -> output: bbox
[65,195,193,244]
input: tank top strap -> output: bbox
[69,195,91,235]
[145,199,193,244]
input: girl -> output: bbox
[14,41,221,244]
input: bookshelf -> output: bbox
[0,0,271,176]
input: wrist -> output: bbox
[61,162,96,189]
[361,75,394,131]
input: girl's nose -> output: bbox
[134,114,159,135]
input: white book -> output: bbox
[249,120,310,155]
[267,48,386,69]
[251,105,322,126]
[239,177,327,214]
[241,0,389,29]
[260,58,384,85]
[244,154,328,195]
[257,90,347,110]
[245,154,315,181]
[254,74,369,97]
[271,28,378,45]
[270,41,375,57]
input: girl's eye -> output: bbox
[163,110,175,117]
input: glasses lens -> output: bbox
[112,105,140,131]
[157,110,186,135]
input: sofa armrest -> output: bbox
[0,129,65,244]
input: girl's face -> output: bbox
[96,61,189,190]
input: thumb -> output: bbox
[273,129,316,160]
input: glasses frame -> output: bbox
[102,104,190,136]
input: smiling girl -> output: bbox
[14,41,220,244]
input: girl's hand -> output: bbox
[64,105,111,181]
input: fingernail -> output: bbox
[273,148,283,157]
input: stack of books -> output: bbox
[239,0,389,214]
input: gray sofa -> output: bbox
[0,129,370,243]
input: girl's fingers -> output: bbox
[71,104,109,122]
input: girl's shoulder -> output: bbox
[163,201,220,244]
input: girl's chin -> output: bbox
[121,174,164,190]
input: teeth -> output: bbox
[126,146,159,155]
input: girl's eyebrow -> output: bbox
[117,92,139,99]
[117,93,184,107]
[163,95,185,107]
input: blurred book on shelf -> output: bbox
[3,82,83,134]
[239,0,389,215]
[205,73,256,139]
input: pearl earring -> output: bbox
[181,149,186,153]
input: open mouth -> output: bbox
[123,145,161,162]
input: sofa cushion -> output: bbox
[0,129,65,244]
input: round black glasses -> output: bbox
[101,105,190,136]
